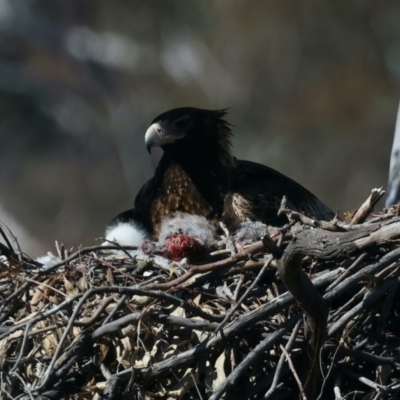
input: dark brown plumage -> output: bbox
[230,159,335,226]
[135,108,232,236]
[135,107,335,236]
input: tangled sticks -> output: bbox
[3,189,400,399]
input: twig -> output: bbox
[101,237,141,261]
[213,255,273,333]
[323,344,400,366]
[342,369,387,394]
[74,296,114,326]
[102,294,128,325]
[324,247,400,302]
[333,374,343,400]
[219,221,237,255]
[142,240,268,290]
[0,294,82,340]
[374,279,399,336]
[190,370,204,400]
[317,322,357,400]
[326,252,368,291]
[278,196,345,232]
[96,257,138,283]
[265,318,302,399]
[34,285,226,393]
[100,363,112,380]
[208,249,231,257]
[16,276,69,298]
[137,274,165,287]
[280,344,307,400]
[209,316,300,400]
[328,273,400,337]
[0,221,23,262]
[328,286,367,323]
[10,323,32,372]
[9,371,34,400]
[94,313,220,339]
[90,269,340,387]
[5,198,400,399]
[0,244,142,314]
[350,187,386,225]
[233,274,244,302]
[149,314,219,331]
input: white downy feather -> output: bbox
[36,252,62,266]
[104,221,148,247]
[234,220,269,245]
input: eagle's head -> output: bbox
[145,107,233,166]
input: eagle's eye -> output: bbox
[174,116,192,130]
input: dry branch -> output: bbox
[1,194,400,399]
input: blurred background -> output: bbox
[0,0,399,256]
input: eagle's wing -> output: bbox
[230,159,335,226]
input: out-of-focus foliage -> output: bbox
[0,0,399,255]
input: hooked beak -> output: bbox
[144,121,185,153]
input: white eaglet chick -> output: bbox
[103,209,219,262]
[105,220,149,248]
[233,220,272,246]
[158,212,218,248]
[102,209,179,273]
[103,209,150,249]
[157,212,219,261]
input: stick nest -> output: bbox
[1,190,400,400]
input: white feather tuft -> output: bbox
[36,252,62,266]
[234,220,269,245]
[104,221,148,247]
[158,212,218,247]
